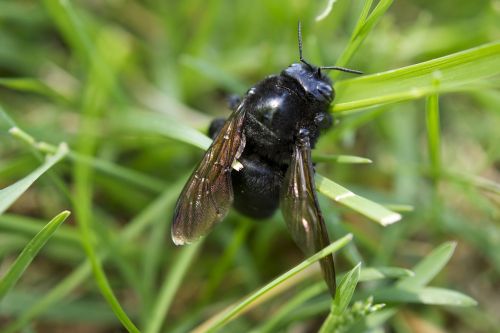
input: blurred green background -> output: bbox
[0,0,499,332]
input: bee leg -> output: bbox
[208,118,227,139]
[227,94,242,111]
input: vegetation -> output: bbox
[0,0,499,332]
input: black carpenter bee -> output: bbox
[172,23,362,296]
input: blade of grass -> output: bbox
[1,183,182,333]
[315,0,337,22]
[370,286,477,306]
[333,42,500,112]
[333,0,393,76]
[0,77,70,104]
[252,283,326,333]
[0,211,70,300]
[0,214,80,246]
[425,74,442,179]
[333,263,362,314]
[442,169,500,195]
[359,266,414,281]
[397,242,456,289]
[193,233,353,333]
[315,174,402,226]
[0,142,68,215]
[319,263,361,333]
[56,3,138,329]
[144,241,202,333]
[313,153,372,164]
[9,124,165,194]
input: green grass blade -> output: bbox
[315,174,402,226]
[333,263,362,314]
[180,55,248,94]
[0,78,70,104]
[2,185,181,333]
[359,267,414,281]
[426,75,442,178]
[0,211,70,300]
[194,234,353,333]
[254,283,326,333]
[333,42,500,112]
[315,0,337,22]
[313,153,373,164]
[334,0,393,73]
[144,242,202,333]
[371,286,477,306]
[443,170,500,195]
[0,142,68,215]
[397,242,456,289]
[123,111,212,151]
[0,214,80,246]
[9,124,165,194]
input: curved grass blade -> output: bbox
[0,211,70,300]
[313,153,372,164]
[0,142,68,215]
[0,78,70,104]
[334,0,393,75]
[2,184,182,333]
[334,42,500,112]
[371,286,477,306]
[193,234,353,333]
[359,266,414,281]
[315,174,402,226]
[144,242,202,333]
[397,241,456,289]
[320,263,361,333]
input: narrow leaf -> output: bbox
[334,263,361,314]
[397,241,456,289]
[0,143,68,215]
[0,211,70,300]
[194,234,353,333]
[333,42,500,112]
[371,286,477,306]
[315,174,402,226]
[359,267,414,281]
[313,153,372,164]
[144,242,202,333]
[320,263,361,332]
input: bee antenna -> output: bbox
[298,21,312,68]
[320,66,363,75]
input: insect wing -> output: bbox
[172,106,246,245]
[280,136,336,295]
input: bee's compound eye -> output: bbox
[316,83,333,102]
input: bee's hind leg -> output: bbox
[228,94,242,111]
[208,118,226,139]
[208,95,242,139]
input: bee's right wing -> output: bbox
[172,106,246,245]
[280,134,336,296]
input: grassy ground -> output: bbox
[0,0,499,332]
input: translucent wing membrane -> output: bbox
[280,135,336,295]
[172,106,246,245]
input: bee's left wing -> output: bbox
[172,106,246,245]
[280,133,336,296]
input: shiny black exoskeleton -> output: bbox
[172,22,361,297]
[209,62,334,219]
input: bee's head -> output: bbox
[283,22,362,104]
[283,62,334,103]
